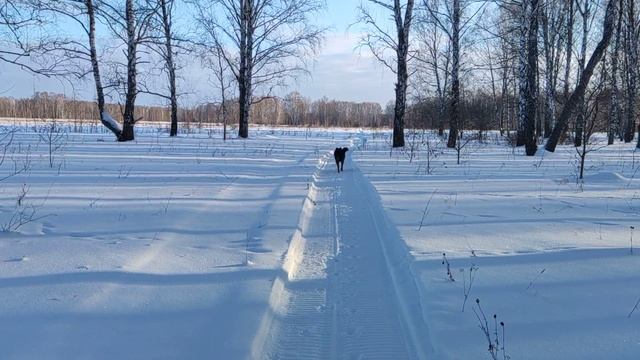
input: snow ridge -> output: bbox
[252,149,434,359]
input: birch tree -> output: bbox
[148,0,180,136]
[540,0,566,138]
[414,0,450,137]
[27,0,123,138]
[359,0,416,148]
[573,0,595,148]
[202,44,234,140]
[448,0,461,148]
[516,0,540,155]
[99,0,157,141]
[422,0,484,148]
[622,0,639,144]
[607,0,623,145]
[191,0,324,139]
[545,0,618,152]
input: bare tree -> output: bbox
[607,0,623,145]
[0,0,37,70]
[99,0,158,141]
[423,0,484,148]
[448,0,461,149]
[413,0,451,137]
[545,0,618,152]
[191,0,324,139]
[0,0,65,75]
[622,0,639,144]
[1,1,86,77]
[576,58,607,180]
[202,44,234,140]
[516,0,540,156]
[144,0,180,136]
[359,0,416,148]
[283,91,309,126]
[28,0,123,138]
[573,0,595,148]
[563,0,575,104]
[541,0,567,138]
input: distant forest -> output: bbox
[0,92,389,128]
[0,89,611,136]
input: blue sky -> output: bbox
[0,0,394,106]
[293,0,394,105]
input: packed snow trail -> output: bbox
[253,150,434,359]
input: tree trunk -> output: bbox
[159,0,178,137]
[499,56,509,136]
[574,1,589,147]
[516,0,530,147]
[624,0,638,144]
[563,0,574,102]
[120,0,137,142]
[524,0,539,156]
[541,7,555,139]
[447,0,460,149]
[437,96,446,137]
[392,0,414,148]
[87,0,121,139]
[545,0,618,152]
[237,0,253,139]
[608,0,623,145]
[393,64,407,147]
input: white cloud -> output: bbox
[292,32,394,105]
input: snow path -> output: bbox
[253,150,434,359]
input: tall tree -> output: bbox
[100,0,157,141]
[607,0,623,145]
[423,0,484,148]
[573,0,593,147]
[414,0,450,137]
[202,43,234,140]
[545,0,618,152]
[563,0,575,104]
[27,0,123,138]
[447,0,461,148]
[149,0,179,136]
[623,0,639,144]
[541,0,566,138]
[516,0,539,155]
[192,0,324,139]
[359,0,415,148]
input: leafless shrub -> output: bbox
[1,184,50,233]
[0,128,32,182]
[37,120,68,168]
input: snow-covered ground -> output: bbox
[355,133,640,359]
[1,123,639,359]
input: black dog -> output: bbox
[334,147,349,172]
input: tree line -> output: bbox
[0,91,389,128]
[1,0,639,155]
[360,0,635,155]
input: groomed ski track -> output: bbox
[252,148,434,359]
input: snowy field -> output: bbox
[1,122,639,359]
